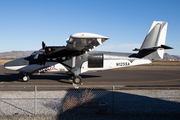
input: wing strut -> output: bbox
[72,56,76,68]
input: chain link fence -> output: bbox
[0,85,180,117]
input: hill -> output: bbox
[163,53,180,61]
[0,51,33,59]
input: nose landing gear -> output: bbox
[22,73,30,82]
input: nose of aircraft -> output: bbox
[4,58,29,71]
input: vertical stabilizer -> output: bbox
[135,21,172,61]
[141,21,167,48]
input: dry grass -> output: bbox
[0,59,12,65]
[80,89,96,104]
[62,90,96,113]
[151,61,180,65]
[117,61,180,70]
[117,65,180,70]
[62,95,79,113]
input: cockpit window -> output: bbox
[29,50,43,59]
[34,54,39,59]
[67,37,73,44]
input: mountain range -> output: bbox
[0,51,33,59]
[163,53,180,61]
[0,51,180,61]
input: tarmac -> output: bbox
[0,65,180,89]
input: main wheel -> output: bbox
[22,75,30,82]
[73,76,82,84]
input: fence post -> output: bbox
[35,85,37,115]
[112,86,115,114]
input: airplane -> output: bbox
[4,21,173,84]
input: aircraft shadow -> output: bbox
[0,72,23,82]
[42,88,180,120]
[0,72,101,84]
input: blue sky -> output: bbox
[0,0,180,55]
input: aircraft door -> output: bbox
[88,53,103,68]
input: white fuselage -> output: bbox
[5,53,152,74]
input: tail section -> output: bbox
[133,21,172,61]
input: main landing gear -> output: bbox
[68,74,82,84]
[73,76,82,84]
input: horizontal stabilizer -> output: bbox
[133,48,140,51]
[143,45,173,51]
[133,45,173,51]
[160,45,173,49]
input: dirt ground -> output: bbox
[0,59,12,65]
[118,61,180,70]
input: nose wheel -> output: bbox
[22,75,30,82]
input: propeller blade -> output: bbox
[42,41,46,49]
[41,41,47,65]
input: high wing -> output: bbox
[44,33,109,58]
[66,33,109,51]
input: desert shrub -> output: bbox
[62,95,78,113]
[62,89,96,113]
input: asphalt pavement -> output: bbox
[0,65,180,88]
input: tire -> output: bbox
[73,76,82,84]
[22,75,30,82]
